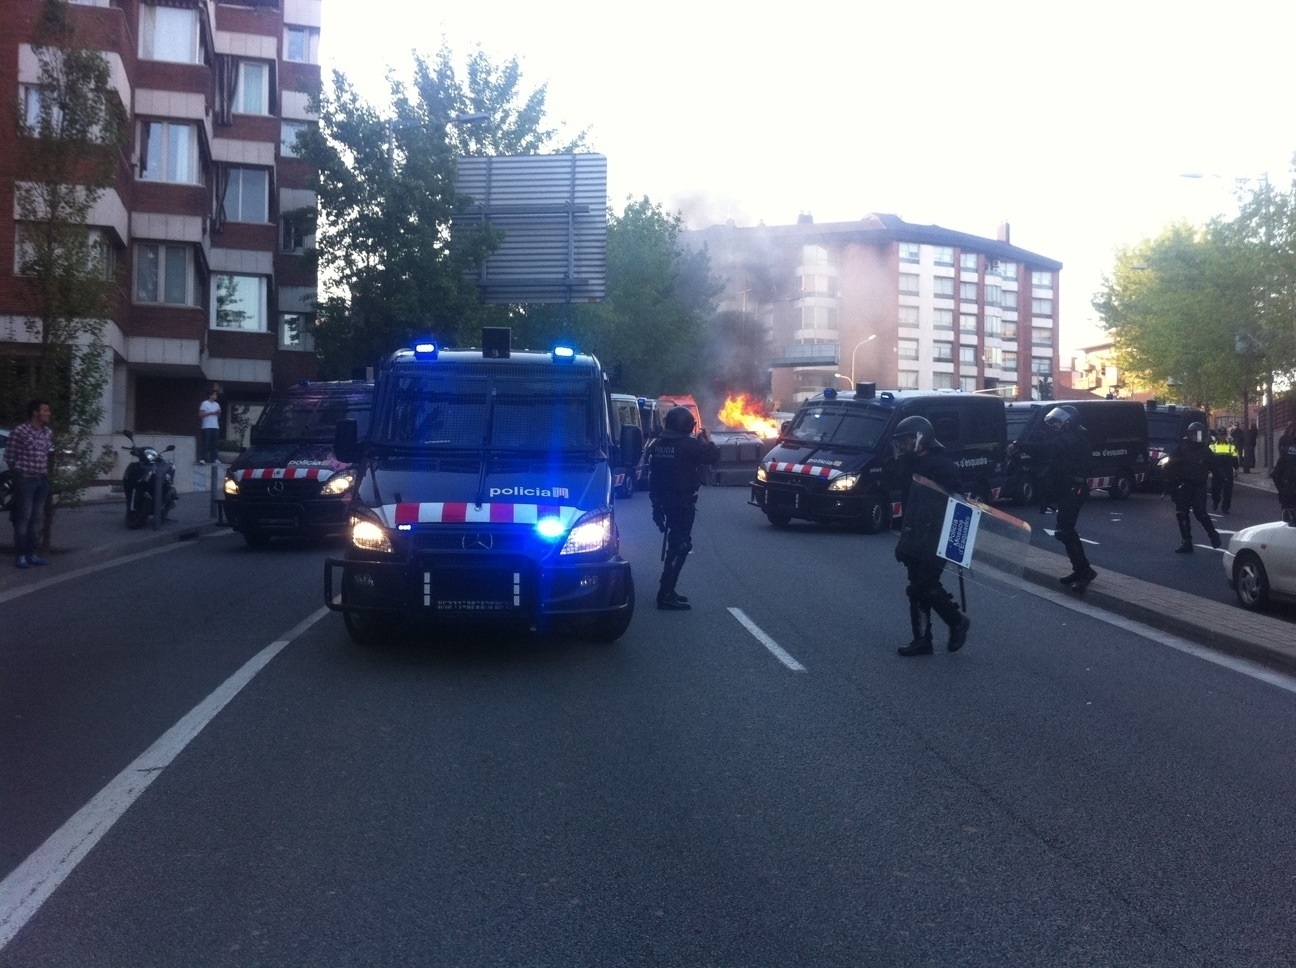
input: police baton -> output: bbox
[958,567,967,613]
[661,527,668,562]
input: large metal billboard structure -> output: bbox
[454,154,607,305]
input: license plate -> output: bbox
[422,569,521,612]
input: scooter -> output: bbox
[121,430,177,529]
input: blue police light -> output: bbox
[535,516,568,540]
[552,344,576,363]
[413,340,438,360]
[823,387,838,399]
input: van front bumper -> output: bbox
[325,552,632,625]
[750,480,867,522]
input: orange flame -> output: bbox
[718,393,781,438]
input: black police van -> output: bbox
[749,384,1007,533]
[223,380,373,547]
[1141,401,1209,491]
[324,329,640,645]
[1003,399,1149,504]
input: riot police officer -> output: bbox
[649,405,720,610]
[1272,424,1296,518]
[891,415,971,656]
[1165,421,1222,553]
[1008,405,1097,590]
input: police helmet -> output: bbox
[1044,406,1076,429]
[663,405,696,435]
[893,415,934,452]
[1187,421,1208,444]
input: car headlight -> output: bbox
[756,465,768,482]
[320,470,355,496]
[559,509,613,555]
[828,473,859,492]
[350,516,393,553]
[223,476,240,496]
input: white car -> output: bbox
[1222,516,1296,610]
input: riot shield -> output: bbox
[895,475,1032,575]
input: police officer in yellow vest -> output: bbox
[1209,429,1239,514]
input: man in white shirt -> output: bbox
[198,389,221,464]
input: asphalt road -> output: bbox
[3,488,1296,966]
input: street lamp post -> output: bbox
[850,334,877,382]
[832,373,853,389]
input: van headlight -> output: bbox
[756,464,768,482]
[350,516,393,553]
[223,475,240,496]
[559,509,613,555]
[828,473,859,492]
[320,470,355,496]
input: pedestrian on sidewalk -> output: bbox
[198,388,221,464]
[1273,422,1296,518]
[3,399,54,569]
[1244,421,1258,473]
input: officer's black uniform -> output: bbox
[891,417,971,656]
[1165,423,1222,552]
[648,407,720,610]
[1273,433,1296,516]
[1012,407,1096,587]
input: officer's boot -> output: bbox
[657,551,691,610]
[1206,517,1222,549]
[1175,515,1194,553]
[930,593,971,653]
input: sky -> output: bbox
[319,0,1296,357]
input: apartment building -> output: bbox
[687,213,1063,408]
[1,0,320,484]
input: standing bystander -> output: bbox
[3,399,54,568]
[1273,422,1296,517]
[1244,421,1259,473]
[198,388,221,464]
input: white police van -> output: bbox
[324,329,640,645]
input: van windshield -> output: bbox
[376,364,601,453]
[786,404,890,449]
[256,390,372,441]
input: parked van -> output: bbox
[223,380,373,547]
[324,330,639,645]
[1142,401,1209,490]
[1003,399,1149,504]
[749,385,1007,533]
[609,393,646,498]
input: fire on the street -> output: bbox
[717,394,781,438]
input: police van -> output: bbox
[749,384,1007,533]
[609,393,646,498]
[324,329,639,645]
[1141,401,1209,491]
[222,380,373,547]
[1003,399,1149,504]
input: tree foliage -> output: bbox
[7,0,128,531]
[1094,172,1296,410]
[297,45,587,377]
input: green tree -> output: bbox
[8,0,128,548]
[297,45,586,377]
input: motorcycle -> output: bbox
[121,430,177,529]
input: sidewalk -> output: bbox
[2,473,1292,676]
[0,491,227,594]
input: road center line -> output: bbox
[0,605,332,950]
[728,607,807,672]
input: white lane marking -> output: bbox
[0,605,332,950]
[728,607,807,672]
[1042,529,1099,545]
[0,530,236,606]
[981,567,1296,695]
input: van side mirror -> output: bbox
[335,418,360,463]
